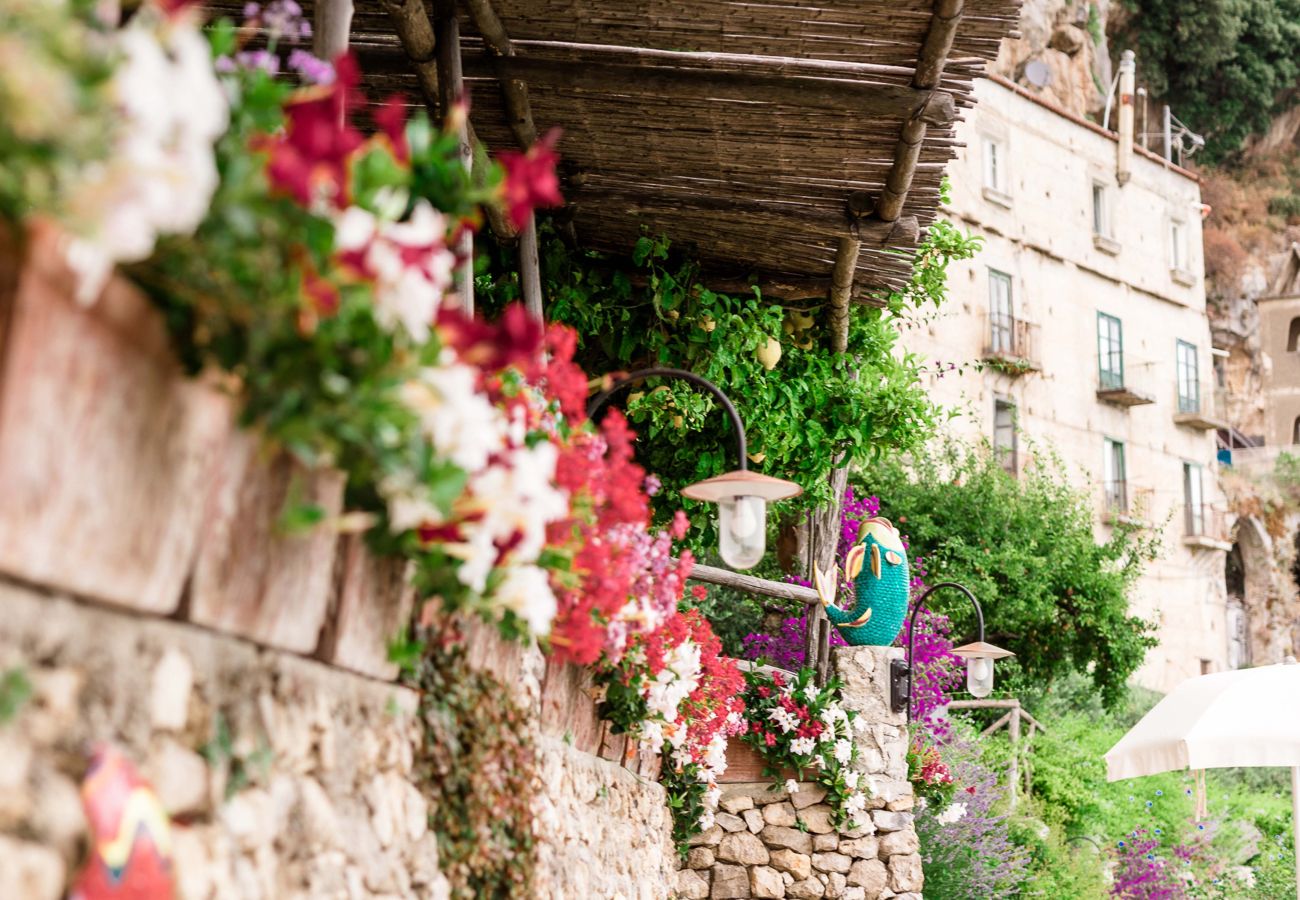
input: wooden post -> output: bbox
[433,0,474,314]
[312,0,354,60]
[520,213,544,321]
[1008,704,1021,810]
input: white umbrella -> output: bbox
[1105,658,1300,897]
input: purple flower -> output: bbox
[234,49,280,75]
[243,1,260,17]
[288,49,336,84]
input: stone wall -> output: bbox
[681,647,922,900]
[0,581,678,899]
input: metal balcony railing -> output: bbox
[1100,482,1155,525]
[983,313,1041,373]
[1173,383,1228,430]
[1184,504,1230,545]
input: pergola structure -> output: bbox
[244,0,1022,677]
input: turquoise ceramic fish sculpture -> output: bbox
[813,516,910,646]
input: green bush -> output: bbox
[1268,194,1300,220]
[858,439,1161,706]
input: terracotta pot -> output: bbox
[719,735,796,783]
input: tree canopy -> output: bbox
[1117,0,1300,162]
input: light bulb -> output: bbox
[718,495,766,569]
[966,656,994,699]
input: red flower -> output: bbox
[261,54,365,209]
[438,304,544,377]
[764,733,777,747]
[497,129,563,229]
[373,96,410,164]
[757,687,771,699]
[302,265,340,316]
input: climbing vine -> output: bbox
[398,620,537,898]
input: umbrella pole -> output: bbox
[1293,766,1299,900]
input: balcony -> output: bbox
[1096,370,1155,407]
[1100,481,1155,526]
[982,314,1041,375]
[1183,504,1232,551]
[1172,384,1228,431]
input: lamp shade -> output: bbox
[681,469,803,503]
[951,641,1015,660]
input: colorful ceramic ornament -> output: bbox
[813,516,910,646]
[69,744,176,900]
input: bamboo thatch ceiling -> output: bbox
[219,0,1021,302]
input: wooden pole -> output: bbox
[1008,705,1021,810]
[313,0,354,60]
[432,0,474,314]
[520,214,544,320]
[687,561,819,605]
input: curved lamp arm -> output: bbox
[903,581,985,723]
[586,367,748,470]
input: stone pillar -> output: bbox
[683,646,923,899]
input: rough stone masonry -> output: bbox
[678,646,922,900]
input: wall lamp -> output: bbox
[889,581,1015,720]
[587,367,801,569]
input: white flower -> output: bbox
[378,472,444,533]
[818,720,837,744]
[852,716,869,734]
[401,365,506,473]
[785,780,800,794]
[66,14,227,304]
[936,802,968,825]
[845,792,867,816]
[334,201,455,342]
[492,564,557,636]
[843,770,861,790]
[766,706,798,734]
[644,639,701,724]
[703,786,722,811]
[833,739,853,765]
[790,737,816,757]
[638,720,664,751]
[697,810,715,832]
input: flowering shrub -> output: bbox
[594,607,745,848]
[913,735,1031,899]
[907,735,957,810]
[1,0,226,302]
[739,668,873,831]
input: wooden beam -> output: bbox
[874,0,966,223]
[313,0,354,60]
[463,0,539,148]
[980,710,1014,737]
[460,55,957,126]
[876,117,928,222]
[827,237,861,351]
[687,562,820,606]
[380,0,440,106]
[914,0,966,90]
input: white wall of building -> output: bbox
[906,77,1228,693]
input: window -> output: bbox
[1183,462,1205,535]
[1092,183,1110,237]
[1170,219,1188,271]
[993,398,1017,473]
[988,270,1013,353]
[982,137,1005,194]
[1200,659,1213,676]
[1176,340,1200,413]
[1103,438,1127,513]
[1292,416,1300,445]
[1288,317,1300,352]
[1097,313,1124,390]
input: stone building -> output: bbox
[902,72,1231,692]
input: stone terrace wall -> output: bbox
[680,647,922,900]
[0,582,678,899]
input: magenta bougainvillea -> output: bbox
[742,488,963,738]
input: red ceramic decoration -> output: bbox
[69,744,176,900]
